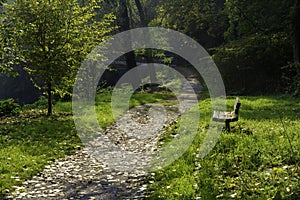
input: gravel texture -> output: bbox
[6,77,202,200]
[5,104,180,200]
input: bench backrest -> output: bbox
[233,98,241,115]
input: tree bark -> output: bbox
[134,0,157,83]
[134,0,146,26]
[47,82,52,116]
[294,0,300,62]
[119,0,140,88]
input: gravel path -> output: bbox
[5,103,182,200]
[6,77,202,200]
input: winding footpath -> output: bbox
[6,77,202,200]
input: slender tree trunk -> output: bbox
[119,0,140,88]
[134,0,146,25]
[47,82,52,116]
[134,0,157,83]
[294,0,300,63]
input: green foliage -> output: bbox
[218,0,297,95]
[224,0,293,40]
[0,98,20,117]
[282,62,300,96]
[147,96,300,199]
[149,0,297,95]
[0,0,116,114]
[213,33,292,94]
[152,0,227,48]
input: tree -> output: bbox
[214,0,294,94]
[282,0,300,95]
[293,0,300,63]
[101,0,160,86]
[0,0,115,115]
[224,0,293,40]
[132,0,157,83]
[118,0,141,88]
[134,0,146,26]
[153,0,227,49]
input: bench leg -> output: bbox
[225,121,230,132]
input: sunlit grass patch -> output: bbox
[147,95,300,200]
[0,114,80,195]
[0,89,174,196]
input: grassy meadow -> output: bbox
[1,92,299,199]
[146,96,300,199]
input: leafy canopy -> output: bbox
[0,0,115,97]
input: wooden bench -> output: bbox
[212,98,241,132]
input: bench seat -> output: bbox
[212,98,241,131]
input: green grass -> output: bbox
[0,89,174,196]
[0,112,80,196]
[146,95,300,200]
[2,94,299,199]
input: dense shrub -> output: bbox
[212,33,292,95]
[0,98,21,117]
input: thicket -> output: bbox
[213,33,293,95]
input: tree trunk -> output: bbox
[47,82,52,116]
[119,0,140,88]
[294,0,300,63]
[134,0,146,26]
[134,0,157,83]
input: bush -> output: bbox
[212,33,292,95]
[0,98,21,117]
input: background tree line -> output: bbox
[149,0,300,95]
[89,0,300,95]
[1,0,299,115]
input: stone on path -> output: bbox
[6,77,202,200]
